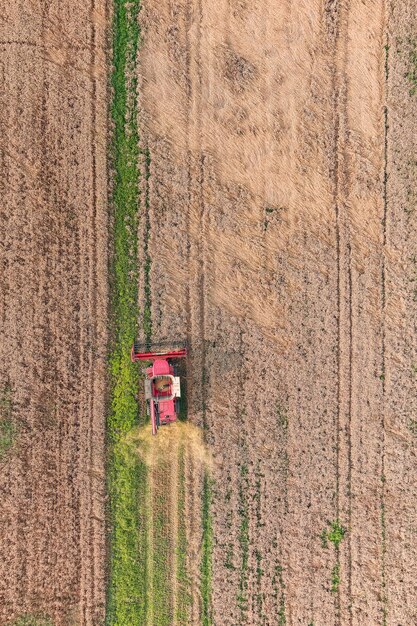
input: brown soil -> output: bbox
[140,0,417,624]
[0,1,108,625]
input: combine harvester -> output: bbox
[131,342,187,435]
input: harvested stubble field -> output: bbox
[139,0,417,624]
[1,1,417,626]
[0,1,108,624]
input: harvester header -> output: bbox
[131,345,187,362]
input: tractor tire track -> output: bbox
[187,2,209,620]
[324,0,352,623]
[329,1,388,625]
[185,0,207,434]
[380,11,389,625]
[183,0,194,403]
[184,452,202,625]
[78,1,107,623]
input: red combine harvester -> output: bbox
[131,342,187,435]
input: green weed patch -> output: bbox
[0,384,16,462]
[320,519,346,549]
[331,563,341,594]
[321,520,346,597]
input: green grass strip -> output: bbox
[201,471,213,626]
[176,444,191,625]
[106,0,147,624]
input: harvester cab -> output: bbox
[131,342,187,435]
